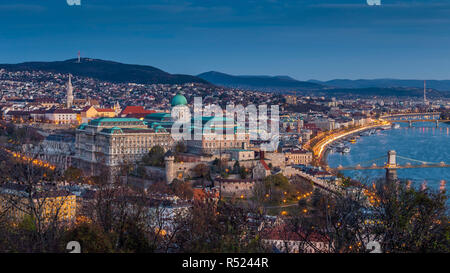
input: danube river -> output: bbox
[327,122,450,193]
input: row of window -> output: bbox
[204,141,247,148]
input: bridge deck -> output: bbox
[336,164,450,171]
[381,112,441,118]
[390,119,450,123]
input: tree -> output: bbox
[136,165,148,179]
[239,166,249,179]
[311,188,321,207]
[233,161,240,174]
[63,167,84,184]
[173,200,267,253]
[0,144,73,252]
[171,180,194,200]
[374,181,449,253]
[298,198,307,208]
[263,174,291,203]
[285,179,449,253]
[175,142,187,154]
[142,145,165,167]
[63,223,113,253]
[193,163,210,179]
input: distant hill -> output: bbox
[198,71,448,97]
[197,71,325,91]
[310,79,450,92]
[0,58,209,85]
[320,87,444,98]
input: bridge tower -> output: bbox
[386,150,398,182]
[440,180,446,193]
[387,150,397,168]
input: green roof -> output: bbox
[145,112,171,120]
[101,127,124,134]
[90,117,144,125]
[149,121,174,128]
[171,94,188,107]
[155,125,167,133]
[192,116,234,124]
[78,123,88,130]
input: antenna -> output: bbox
[424,80,427,103]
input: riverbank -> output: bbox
[310,121,391,167]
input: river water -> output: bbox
[327,122,450,193]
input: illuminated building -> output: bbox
[0,184,76,224]
[74,117,172,173]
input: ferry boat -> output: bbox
[336,146,351,153]
[361,130,371,136]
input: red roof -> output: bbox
[120,106,154,115]
[193,187,219,202]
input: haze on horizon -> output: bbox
[1,0,450,81]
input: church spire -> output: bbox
[66,74,74,109]
[114,101,121,115]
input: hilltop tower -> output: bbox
[66,74,74,109]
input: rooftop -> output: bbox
[89,117,144,126]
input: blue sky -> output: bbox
[1,0,450,80]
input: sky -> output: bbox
[1,0,450,80]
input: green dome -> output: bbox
[171,94,187,107]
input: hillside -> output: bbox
[310,79,450,92]
[321,87,444,98]
[0,58,209,85]
[197,71,325,91]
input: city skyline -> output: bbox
[1,0,450,80]
[0,0,449,258]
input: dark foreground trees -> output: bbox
[284,179,449,253]
[173,200,267,253]
[0,143,448,253]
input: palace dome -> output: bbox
[171,94,187,107]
